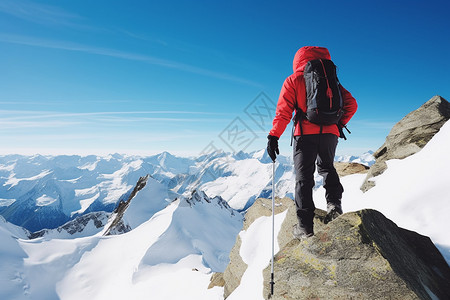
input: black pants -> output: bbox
[293,134,343,231]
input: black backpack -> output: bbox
[303,58,343,125]
[291,59,350,143]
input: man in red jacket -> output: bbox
[267,46,357,239]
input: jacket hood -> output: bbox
[293,46,331,72]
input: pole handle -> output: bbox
[270,273,274,295]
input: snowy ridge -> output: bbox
[335,150,375,166]
[0,188,242,299]
[29,212,110,240]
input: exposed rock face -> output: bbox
[29,211,109,239]
[208,272,225,289]
[103,174,149,236]
[222,198,450,299]
[264,209,450,299]
[361,95,450,192]
[223,197,296,298]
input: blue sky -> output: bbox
[0,0,449,157]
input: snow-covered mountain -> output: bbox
[335,150,375,166]
[0,190,242,300]
[0,117,449,300]
[0,150,374,232]
[0,153,192,231]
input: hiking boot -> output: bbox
[292,224,314,240]
[324,203,343,224]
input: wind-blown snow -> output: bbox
[5,169,52,188]
[36,194,58,206]
[70,193,99,217]
[0,217,29,297]
[0,198,16,206]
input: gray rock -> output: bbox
[334,162,369,177]
[223,198,296,298]
[361,95,450,192]
[262,209,450,300]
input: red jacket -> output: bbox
[269,46,358,138]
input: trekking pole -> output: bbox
[270,161,275,296]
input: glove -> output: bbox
[267,135,279,162]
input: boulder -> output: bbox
[334,162,369,177]
[361,95,450,192]
[262,209,450,300]
[221,197,450,299]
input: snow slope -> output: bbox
[121,175,172,230]
[0,191,242,300]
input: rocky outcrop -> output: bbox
[222,198,450,299]
[208,273,225,289]
[29,211,109,239]
[263,209,450,299]
[223,197,296,298]
[103,174,149,236]
[334,162,369,176]
[361,95,450,192]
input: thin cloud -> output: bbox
[0,0,95,31]
[0,109,233,130]
[0,110,233,121]
[0,120,83,129]
[0,0,77,22]
[119,29,169,46]
[0,33,263,87]
[0,100,131,105]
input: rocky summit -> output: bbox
[222,198,450,300]
[361,95,450,192]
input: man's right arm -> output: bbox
[340,85,358,125]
